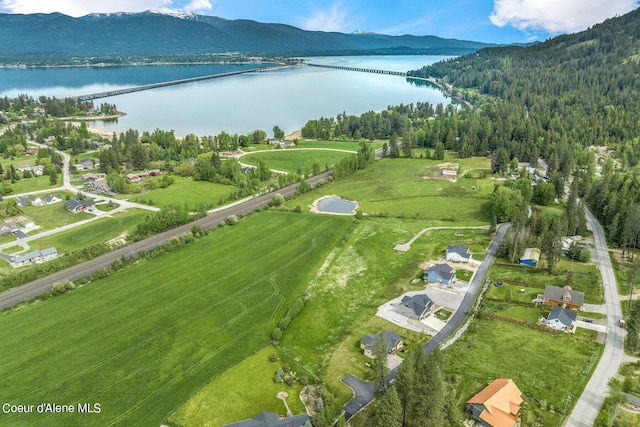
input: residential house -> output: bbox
[11,247,58,267]
[0,221,18,236]
[16,195,29,207]
[394,294,435,320]
[85,178,112,194]
[25,147,39,156]
[446,244,472,263]
[538,285,584,311]
[360,330,403,359]
[77,158,96,171]
[27,195,44,207]
[425,263,456,285]
[222,411,309,427]
[41,194,62,205]
[82,172,105,182]
[542,306,577,332]
[519,248,541,266]
[31,165,45,176]
[466,378,523,427]
[64,199,95,214]
[441,169,457,179]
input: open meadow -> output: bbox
[128,176,238,210]
[290,157,494,223]
[241,149,354,174]
[0,212,351,426]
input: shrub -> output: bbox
[51,282,66,295]
[37,291,52,300]
[226,215,238,226]
[63,280,75,291]
[271,327,282,341]
[269,353,279,362]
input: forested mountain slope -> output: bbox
[406,7,640,248]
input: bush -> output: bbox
[63,280,75,291]
[271,327,282,341]
[269,353,279,362]
[37,291,52,300]
[226,215,238,226]
[51,282,66,295]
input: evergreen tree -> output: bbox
[374,386,402,427]
[372,333,390,397]
[434,141,445,160]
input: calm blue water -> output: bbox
[316,196,359,214]
[0,56,452,137]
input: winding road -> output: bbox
[564,208,625,426]
[342,223,509,420]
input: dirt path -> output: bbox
[394,225,490,253]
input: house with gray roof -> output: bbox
[360,330,403,359]
[543,306,578,332]
[394,294,435,320]
[64,199,95,214]
[425,263,456,285]
[539,285,584,311]
[446,244,472,263]
[222,411,309,427]
[11,247,57,267]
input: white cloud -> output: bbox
[299,1,353,32]
[490,0,639,33]
[0,0,213,17]
[183,0,212,13]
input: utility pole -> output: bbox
[564,392,571,415]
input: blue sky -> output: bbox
[0,0,638,43]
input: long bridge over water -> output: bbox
[306,63,407,76]
[74,62,407,102]
[74,64,284,101]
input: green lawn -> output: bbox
[278,216,492,404]
[128,176,238,210]
[169,346,307,426]
[289,158,495,224]
[443,316,603,426]
[6,174,61,194]
[3,209,148,254]
[20,201,93,230]
[0,212,352,426]
[241,150,353,174]
[490,262,603,304]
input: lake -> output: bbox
[0,55,452,137]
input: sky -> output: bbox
[0,0,638,43]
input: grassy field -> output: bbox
[241,150,354,174]
[442,316,603,426]
[169,346,307,426]
[289,158,495,224]
[6,174,61,194]
[489,261,603,304]
[20,201,93,230]
[277,216,493,403]
[128,176,238,210]
[0,212,351,426]
[2,209,148,254]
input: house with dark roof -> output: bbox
[425,263,456,285]
[542,306,577,332]
[64,199,95,214]
[222,411,309,427]
[538,284,584,311]
[446,244,472,263]
[394,294,435,320]
[360,330,403,359]
[466,378,522,427]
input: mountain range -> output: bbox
[0,10,496,62]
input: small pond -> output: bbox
[314,196,359,215]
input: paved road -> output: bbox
[0,172,332,311]
[564,208,625,427]
[342,223,509,420]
